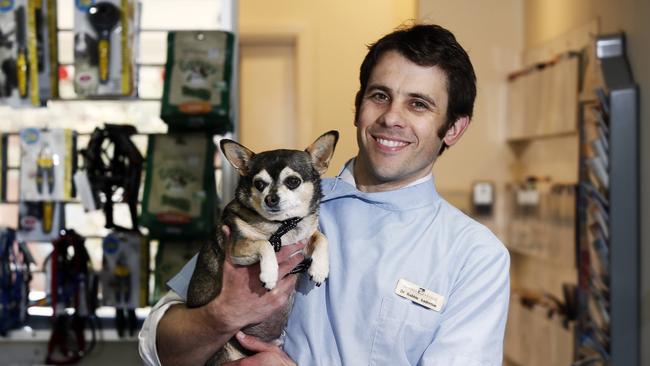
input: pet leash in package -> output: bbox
[45,230,98,365]
[0,0,58,107]
[73,0,139,97]
[0,227,34,336]
[140,133,217,239]
[100,229,148,337]
[161,31,235,134]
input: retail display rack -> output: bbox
[575,33,639,366]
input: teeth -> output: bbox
[376,138,408,148]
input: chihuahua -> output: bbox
[186,130,338,364]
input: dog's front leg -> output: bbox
[305,231,329,285]
[231,240,279,290]
[258,243,279,290]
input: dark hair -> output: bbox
[354,24,477,154]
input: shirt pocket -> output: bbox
[369,296,442,365]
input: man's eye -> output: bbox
[411,100,429,110]
[371,93,389,102]
[285,176,302,190]
[253,180,268,191]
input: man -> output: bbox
[139,23,510,365]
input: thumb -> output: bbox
[235,331,276,353]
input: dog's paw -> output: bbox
[308,259,329,286]
[259,271,277,290]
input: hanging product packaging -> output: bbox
[140,133,217,239]
[1,134,6,201]
[46,230,97,364]
[73,0,139,98]
[152,240,202,303]
[19,128,76,201]
[0,0,59,107]
[160,31,235,134]
[79,124,143,229]
[100,230,148,309]
[0,227,33,336]
[17,201,65,242]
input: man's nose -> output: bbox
[380,102,406,128]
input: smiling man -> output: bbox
[139,24,510,366]
[354,50,466,191]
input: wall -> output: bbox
[417,1,523,195]
[239,0,416,176]
[524,0,650,363]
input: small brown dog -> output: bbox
[186,131,338,364]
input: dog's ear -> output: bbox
[305,130,339,175]
[220,139,255,176]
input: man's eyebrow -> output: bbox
[365,84,391,94]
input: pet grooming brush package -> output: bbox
[17,201,65,242]
[140,133,217,239]
[19,128,76,201]
[0,0,59,107]
[161,31,235,134]
[73,0,139,98]
[100,230,149,308]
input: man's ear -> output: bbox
[220,139,255,176]
[442,116,470,147]
[306,130,339,175]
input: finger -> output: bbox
[221,224,231,237]
[276,242,307,263]
[273,273,299,297]
[278,251,305,278]
[235,331,276,353]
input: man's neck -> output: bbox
[347,158,432,193]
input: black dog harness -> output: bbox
[269,217,303,252]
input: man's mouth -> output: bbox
[373,136,410,150]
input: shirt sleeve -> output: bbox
[166,254,198,300]
[138,290,185,366]
[418,244,510,366]
[138,254,198,365]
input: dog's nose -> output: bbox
[265,194,279,208]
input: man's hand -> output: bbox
[156,225,306,366]
[223,332,296,366]
[201,225,307,332]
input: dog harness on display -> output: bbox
[81,124,143,229]
[269,217,303,252]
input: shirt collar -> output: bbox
[324,158,440,211]
[337,158,433,188]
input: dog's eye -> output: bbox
[285,176,302,190]
[253,179,268,191]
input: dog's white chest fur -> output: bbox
[230,212,326,290]
[233,213,318,247]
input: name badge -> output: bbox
[394,278,444,312]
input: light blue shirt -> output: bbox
[168,171,510,365]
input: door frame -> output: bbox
[239,23,315,148]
